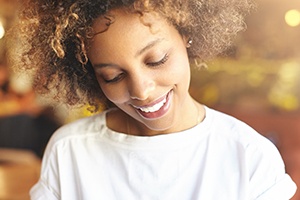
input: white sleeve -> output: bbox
[255,174,297,200]
[247,136,297,200]
[30,132,61,200]
[30,179,59,200]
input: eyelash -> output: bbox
[102,53,169,83]
[103,73,125,83]
[146,53,169,67]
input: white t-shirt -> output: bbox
[30,107,297,200]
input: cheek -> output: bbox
[168,57,191,83]
[99,83,128,105]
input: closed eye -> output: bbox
[146,53,169,67]
[103,73,125,83]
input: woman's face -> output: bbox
[88,9,194,134]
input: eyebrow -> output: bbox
[135,38,163,57]
[93,38,163,69]
[93,63,118,69]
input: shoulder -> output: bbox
[205,107,296,197]
[46,110,108,148]
[205,107,283,164]
[39,110,109,173]
[207,107,271,146]
[206,106,285,168]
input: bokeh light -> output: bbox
[285,9,300,27]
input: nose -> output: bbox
[128,73,155,101]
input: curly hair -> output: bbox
[7,0,254,111]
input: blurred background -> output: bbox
[0,0,300,199]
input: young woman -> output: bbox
[9,0,296,199]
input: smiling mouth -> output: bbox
[138,97,167,113]
[132,90,172,119]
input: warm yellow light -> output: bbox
[285,9,300,27]
[0,21,5,39]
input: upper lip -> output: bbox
[131,90,170,109]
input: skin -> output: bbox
[88,9,205,136]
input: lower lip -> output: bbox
[136,91,172,120]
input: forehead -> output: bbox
[88,9,176,59]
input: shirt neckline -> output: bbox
[95,106,213,150]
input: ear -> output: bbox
[186,38,192,48]
[182,35,192,48]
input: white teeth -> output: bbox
[139,97,167,113]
